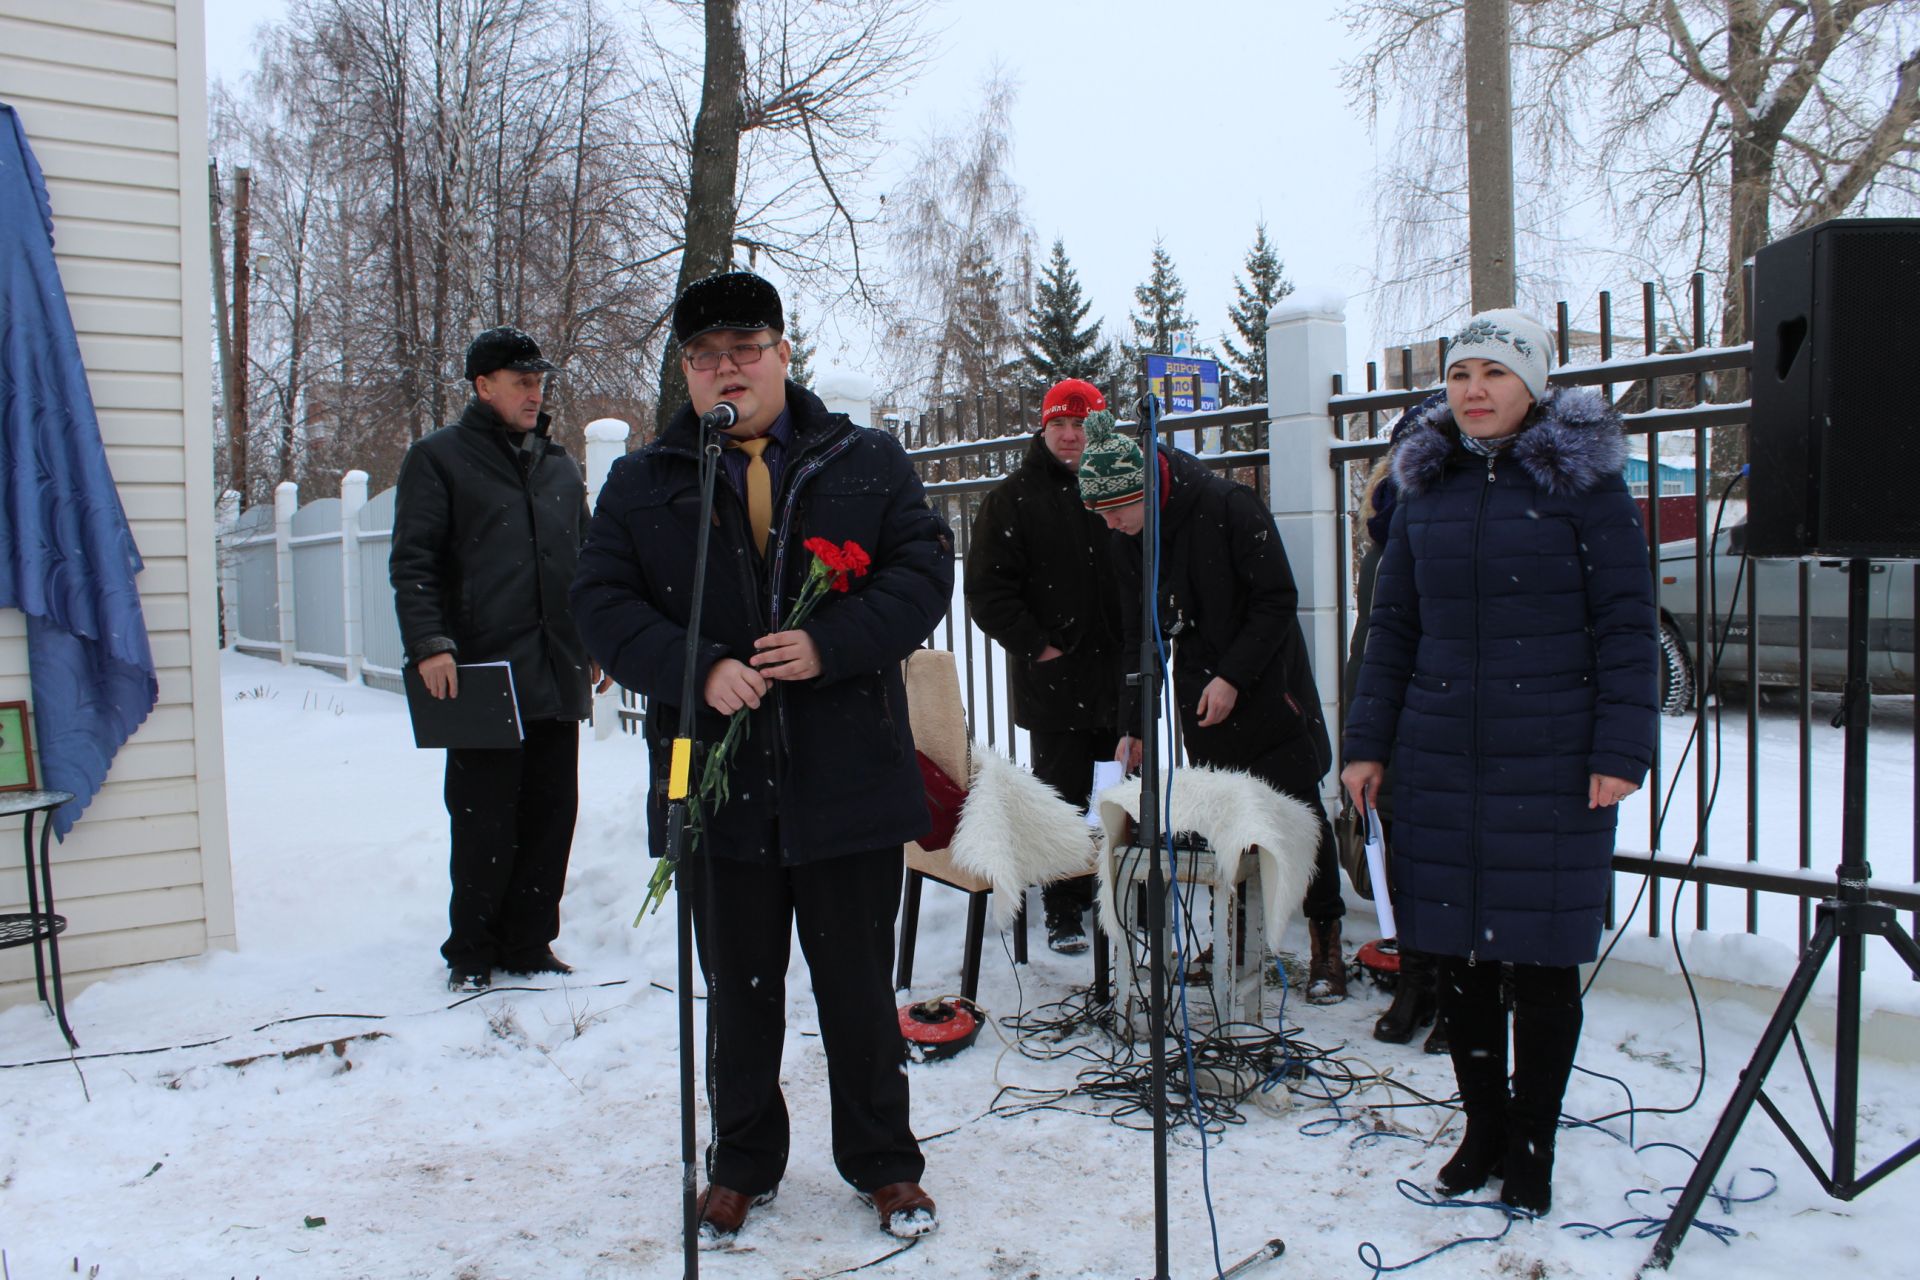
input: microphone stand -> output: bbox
[665,402,733,1278]
[1134,394,1172,1280]
[1127,400,1289,1280]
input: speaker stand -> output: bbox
[1645,559,1920,1270]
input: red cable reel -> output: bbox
[897,996,981,1062]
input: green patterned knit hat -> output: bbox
[1078,411,1145,510]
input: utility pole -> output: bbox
[1463,0,1516,311]
[210,160,235,507]
[230,165,253,503]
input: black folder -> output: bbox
[403,661,524,749]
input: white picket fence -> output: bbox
[214,378,885,687]
[219,419,634,691]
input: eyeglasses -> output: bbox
[683,339,779,372]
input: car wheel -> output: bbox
[1658,619,1695,716]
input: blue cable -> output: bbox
[1354,1181,1529,1276]
[1354,1130,1778,1269]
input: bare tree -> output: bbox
[1340,1,1584,341]
[644,0,937,432]
[883,73,1035,412]
[215,0,671,491]
[1344,1,1920,485]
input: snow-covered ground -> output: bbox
[2,652,1916,1279]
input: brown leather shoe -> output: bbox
[860,1181,938,1238]
[696,1184,776,1249]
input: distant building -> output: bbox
[1624,454,1697,498]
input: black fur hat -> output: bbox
[672,270,785,345]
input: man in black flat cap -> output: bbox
[571,272,952,1247]
[391,326,604,994]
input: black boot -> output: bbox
[1042,877,1092,955]
[1500,964,1583,1216]
[1433,957,1509,1197]
[1374,946,1437,1044]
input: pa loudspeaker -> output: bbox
[1747,217,1920,561]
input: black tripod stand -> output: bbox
[1647,557,1920,1269]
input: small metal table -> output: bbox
[1,789,78,1047]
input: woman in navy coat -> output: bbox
[1341,309,1657,1215]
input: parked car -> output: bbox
[1656,523,1915,713]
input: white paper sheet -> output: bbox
[1364,805,1396,937]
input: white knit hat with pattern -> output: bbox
[1444,308,1554,400]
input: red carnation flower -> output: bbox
[803,535,845,572]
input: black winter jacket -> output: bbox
[1116,449,1332,774]
[964,434,1123,733]
[569,382,954,865]
[389,399,592,722]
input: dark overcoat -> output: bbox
[389,399,592,722]
[1116,448,1332,773]
[1342,388,1658,967]
[568,382,954,865]
[964,434,1123,733]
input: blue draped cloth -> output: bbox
[0,103,157,838]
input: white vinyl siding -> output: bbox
[0,0,235,1008]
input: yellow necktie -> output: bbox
[733,435,773,555]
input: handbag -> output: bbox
[915,747,970,851]
[1335,800,1373,898]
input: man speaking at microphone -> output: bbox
[570,271,953,1247]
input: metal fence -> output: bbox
[1335,278,1919,949]
[225,333,1918,957]
[614,390,1275,760]
[711,282,1917,961]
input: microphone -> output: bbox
[699,402,739,433]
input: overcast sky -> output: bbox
[200,0,1387,383]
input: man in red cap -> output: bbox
[964,377,1125,953]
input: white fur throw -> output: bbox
[949,746,1097,928]
[1094,766,1320,954]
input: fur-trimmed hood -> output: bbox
[1391,387,1628,500]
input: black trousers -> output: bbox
[1191,731,1345,922]
[685,845,924,1197]
[1029,727,1118,917]
[441,717,579,970]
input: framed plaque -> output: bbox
[0,701,37,792]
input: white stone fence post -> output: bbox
[339,470,369,683]
[272,481,298,665]
[815,368,876,427]
[1266,293,1348,806]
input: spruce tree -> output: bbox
[1023,238,1114,385]
[786,303,816,390]
[1126,238,1198,363]
[1221,221,1293,403]
[945,239,1026,402]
